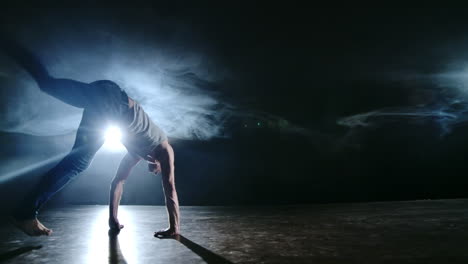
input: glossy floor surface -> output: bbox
[1,200,468,263]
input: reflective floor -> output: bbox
[1,200,468,263]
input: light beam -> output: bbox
[103,126,125,152]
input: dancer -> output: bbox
[2,37,180,237]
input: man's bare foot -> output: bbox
[108,218,124,230]
[10,217,52,236]
[154,228,179,238]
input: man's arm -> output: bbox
[154,142,180,237]
[109,152,141,230]
[160,162,180,234]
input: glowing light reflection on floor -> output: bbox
[86,207,137,263]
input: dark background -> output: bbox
[1,5,468,211]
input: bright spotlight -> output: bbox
[103,126,125,151]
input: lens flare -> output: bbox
[103,126,125,152]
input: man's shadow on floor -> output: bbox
[0,245,42,262]
[157,234,234,264]
[108,229,234,264]
[108,229,127,264]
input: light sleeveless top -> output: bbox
[121,101,167,158]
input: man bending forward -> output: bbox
[2,38,180,237]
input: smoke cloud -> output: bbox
[338,67,468,136]
[0,14,231,140]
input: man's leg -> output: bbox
[1,36,95,108]
[12,110,104,236]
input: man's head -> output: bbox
[147,155,161,174]
[146,141,172,175]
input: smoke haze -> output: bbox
[0,12,231,139]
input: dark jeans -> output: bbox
[2,38,128,219]
[14,78,129,220]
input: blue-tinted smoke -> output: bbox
[338,69,468,136]
[0,18,231,140]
